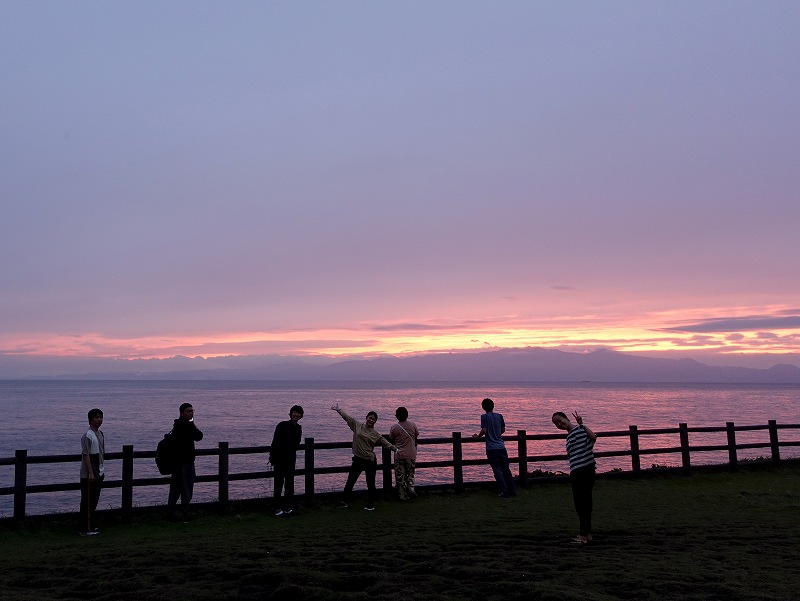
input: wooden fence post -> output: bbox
[726,422,737,469]
[14,449,27,521]
[517,430,527,487]
[453,432,464,493]
[768,420,780,464]
[679,423,691,473]
[629,425,641,472]
[381,446,393,491]
[304,437,315,498]
[218,442,229,512]
[121,444,134,520]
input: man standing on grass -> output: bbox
[78,408,105,536]
[269,405,304,516]
[472,398,516,498]
[389,406,419,500]
[167,402,203,522]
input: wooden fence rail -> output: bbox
[2,420,798,521]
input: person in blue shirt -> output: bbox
[472,398,516,498]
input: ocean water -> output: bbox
[1,380,798,517]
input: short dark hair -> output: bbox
[290,405,304,417]
[481,398,494,412]
[395,406,408,421]
[366,411,378,421]
[87,408,103,422]
[179,403,193,413]
[552,411,568,421]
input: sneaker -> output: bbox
[282,508,293,516]
[274,509,285,517]
[335,501,348,509]
[78,531,99,537]
[363,506,375,511]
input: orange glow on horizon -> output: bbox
[2,304,798,361]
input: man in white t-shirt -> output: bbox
[79,408,105,536]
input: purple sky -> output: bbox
[2,1,799,377]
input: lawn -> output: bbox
[2,463,799,600]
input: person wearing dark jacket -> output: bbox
[269,405,304,516]
[167,403,203,521]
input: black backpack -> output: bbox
[155,430,176,475]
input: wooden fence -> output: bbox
[2,419,798,521]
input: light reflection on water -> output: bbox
[1,380,798,516]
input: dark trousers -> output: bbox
[273,461,296,508]
[486,448,516,497]
[78,475,104,532]
[571,464,596,536]
[343,456,377,507]
[168,462,196,514]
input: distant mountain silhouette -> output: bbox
[49,348,800,383]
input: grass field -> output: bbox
[2,463,799,601]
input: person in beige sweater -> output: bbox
[331,403,397,510]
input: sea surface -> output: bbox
[1,380,798,517]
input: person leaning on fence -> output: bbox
[78,408,105,536]
[472,398,516,498]
[552,411,597,544]
[269,405,304,516]
[166,403,204,522]
[331,403,398,511]
[389,406,419,500]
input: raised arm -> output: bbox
[331,404,357,431]
[573,411,597,442]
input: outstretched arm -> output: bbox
[376,435,398,452]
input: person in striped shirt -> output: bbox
[552,411,597,544]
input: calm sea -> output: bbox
[1,380,798,517]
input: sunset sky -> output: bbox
[2,1,799,377]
